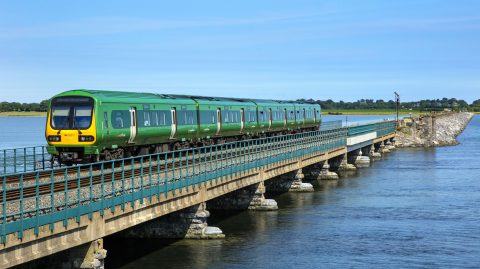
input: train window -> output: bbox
[200,110,216,124]
[249,111,256,122]
[224,110,230,123]
[158,111,165,125]
[187,111,195,125]
[158,111,172,126]
[111,110,130,129]
[136,111,152,127]
[143,111,151,126]
[151,111,158,126]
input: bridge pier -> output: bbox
[117,202,225,240]
[348,149,370,168]
[314,160,340,180]
[71,239,107,269]
[385,139,396,151]
[371,143,382,159]
[330,154,357,172]
[208,181,278,211]
[380,141,390,154]
[264,169,314,192]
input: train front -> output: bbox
[45,95,98,165]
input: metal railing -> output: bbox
[1,128,348,244]
[347,121,396,137]
[0,146,54,176]
[320,120,343,131]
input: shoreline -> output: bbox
[0,112,46,117]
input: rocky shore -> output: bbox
[395,112,474,148]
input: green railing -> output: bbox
[0,128,347,244]
[0,146,55,176]
[320,120,343,131]
[347,121,396,137]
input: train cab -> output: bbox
[46,95,98,164]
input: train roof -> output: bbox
[53,90,320,107]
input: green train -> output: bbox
[46,90,321,164]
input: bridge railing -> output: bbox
[347,120,396,137]
[320,120,343,131]
[376,121,397,137]
[0,128,348,244]
[0,146,55,176]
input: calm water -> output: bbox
[0,116,46,148]
[2,116,479,268]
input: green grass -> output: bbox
[0,111,46,117]
[322,109,420,116]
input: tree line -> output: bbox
[0,100,49,112]
[1,97,480,112]
[298,98,480,112]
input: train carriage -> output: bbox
[46,89,321,165]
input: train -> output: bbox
[45,90,322,165]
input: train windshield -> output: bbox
[50,97,94,130]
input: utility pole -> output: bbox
[394,91,400,128]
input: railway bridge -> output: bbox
[0,121,396,269]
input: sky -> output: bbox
[0,0,479,103]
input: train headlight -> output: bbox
[47,135,61,142]
[78,135,95,142]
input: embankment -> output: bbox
[395,112,474,148]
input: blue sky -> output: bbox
[0,0,479,103]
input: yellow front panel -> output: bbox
[46,111,97,146]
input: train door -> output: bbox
[283,109,287,128]
[128,107,137,144]
[268,108,273,129]
[240,108,245,132]
[102,111,109,140]
[313,108,317,123]
[303,108,306,126]
[170,107,177,139]
[216,108,222,135]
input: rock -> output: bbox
[396,112,474,148]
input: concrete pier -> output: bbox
[370,143,382,159]
[317,160,340,180]
[118,202,225,239]
[385,140,396,151]
[265,169,314,192]
[288,169,315,192]
[208,181,278,211]
[380,141,391,154]
[332,154,357,172]
[71,239,107,269]
[348,149,370,168]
